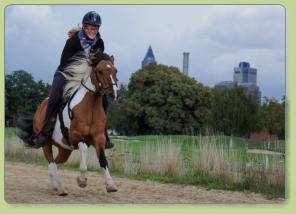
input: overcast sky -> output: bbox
[5,5,285,100]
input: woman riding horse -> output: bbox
[30,51,118,195]
[33,11,114,149]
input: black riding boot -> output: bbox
[33,72,65,148]
[32,114,56,148]
[33,96,60,148]
[103,95,114,149]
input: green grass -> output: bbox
[5,128,285,199]
[247,138,285,153]
[5,127,19,138]
[102,135,285,198]
[113,135,284,198]
[111,134,285,161]
[6,155,284,199]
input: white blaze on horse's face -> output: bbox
[110,74,118,100]
[106,63,119,100]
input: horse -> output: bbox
[17,52,119,196]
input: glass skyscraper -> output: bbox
[233,62,257,84]
[214,62,261,105]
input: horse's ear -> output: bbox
[110,55,115,64]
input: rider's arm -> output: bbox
[58,35,81,71]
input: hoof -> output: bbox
[106,183,118,192]
[77,176,87,188]
[58,191,68,196]
[50,180,59,191]
[57,188,68,196]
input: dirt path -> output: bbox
[4,162,284,204]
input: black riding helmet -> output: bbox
[82,11,101,27]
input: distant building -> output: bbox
[214,62,261,105]
[214,81,236,90]
[183,52,189,75]
[142,45,156,68]
[233,62,257,84]
[240,82,261,104]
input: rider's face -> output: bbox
[83,24,99,39]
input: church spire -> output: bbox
[142,45,156,68]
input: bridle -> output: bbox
[81,66,117,97]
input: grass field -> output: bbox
[5,127,285,199]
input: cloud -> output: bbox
[5,5,285,100]
[203,6,285,50]
[5,5,67,81]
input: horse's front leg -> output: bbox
[76,141,88,188]
[94,136,118,192]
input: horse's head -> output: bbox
[90,52,119,100]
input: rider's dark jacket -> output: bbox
[57,31,104,72]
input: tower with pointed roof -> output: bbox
[142,45,156,68]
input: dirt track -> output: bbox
[5,162,285,204]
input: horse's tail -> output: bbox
[16,114,36,148]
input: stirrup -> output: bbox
[32,134,47,148]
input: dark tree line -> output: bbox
[107,63,285,138]
[209,87,259,137]
[5,67,285,139]
[5,70,50,126]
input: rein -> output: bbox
[80,65,116,97]
[80,79,104,96]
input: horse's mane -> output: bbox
[61,52,92,101]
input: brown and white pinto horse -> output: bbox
[29,52,118,195]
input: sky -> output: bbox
[5,5,285,100]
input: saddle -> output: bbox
[45,89,78,147]
[57,88,79,146]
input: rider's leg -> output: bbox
[33,72,66,148]
[102,95,114,149]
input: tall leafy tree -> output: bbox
[210,86,258,137]
[107,84,130,135]
[5,70,50,126]
[255,97,285,137]
[111,63,212,135]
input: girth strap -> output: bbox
[67,88,79,120]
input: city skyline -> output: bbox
[215,61,262,104]
[5,5,285,100]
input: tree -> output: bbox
[110,62,212,135]
[5,70,50,126]
[255,97,285,138]
[210,86,258,137]
[107,84,130,135]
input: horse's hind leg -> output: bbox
[43,142,68,196]
[42,143,54,163]
[95,141,118,192]
[54,147,72,165]
[76,142,88,188]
